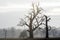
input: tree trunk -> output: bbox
[29,20,33,38]
[29,30,33,38]
[45,16,49,38]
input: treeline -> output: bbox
[0,27,21,38]
[0,27,60,38]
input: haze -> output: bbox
[0,0,60,29]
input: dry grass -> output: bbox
[0,38,60,40]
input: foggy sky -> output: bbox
[0,0,60,28]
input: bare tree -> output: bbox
[39,15,51,38]
[10,27,15,38]
[3,29,7,40]
[19,30,28,38]
[17,3,44,38]
[44,15,51,38]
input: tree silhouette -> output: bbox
[17,3,44,38]
[44,15,51,38]
[37,14,51,38]
[3,29,7,40]
[19,30,28,38]
[10,27,15,38]
[39,15,51,38]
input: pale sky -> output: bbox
[0,0,60,29]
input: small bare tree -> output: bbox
[17,3,44,38]
[19,30,28,38]
[3,29,7,40]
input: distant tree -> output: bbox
[17,3,44,38]
[49,27,57,37]
[19,30,28,38]
[3,29,7,40]
[10,27,15,38]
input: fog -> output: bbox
[0,0,60,28]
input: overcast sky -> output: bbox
[0,0,60,29]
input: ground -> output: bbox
[0,38,60,40]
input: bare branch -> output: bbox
[48,26,51,31]
[32,4,42,21]
[32,23,36,29]
[42,23,46,25]
[36,5,41,13]
[17,18,29,27]
[25,15,30,19]
[32,16,45,31]
[25,22,29,27]
[32,13,39,21]
[36,18,39,25]
[47,18,51,21]
[32,22,42,31]
[27,30,30,32]
[17,18,25,26]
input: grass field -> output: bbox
[0,38,60,40]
